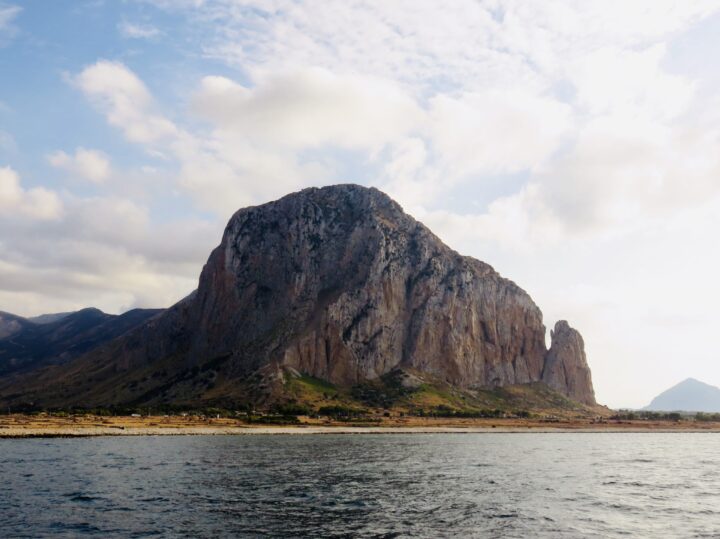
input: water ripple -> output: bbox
[1,433,720,537]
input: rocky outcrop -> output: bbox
[188,184,548,389]
[542,321,595,405]
[0,184,596,408]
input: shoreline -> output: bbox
[3,415,720,437]
[4,427,720,438]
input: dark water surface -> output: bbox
[2,433,719,538]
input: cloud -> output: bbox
[503,111,720,236]
[0,189,221,316]
[118,21,161,39]
[74,60,178,144]
[48,147,111,183]
[0,166,63,220]
[76,61,570,216]
[194,69,423,150]
[73,62,423,215]
[568,44,696,120]
[0,4,20,45]
[191,0,719,93]
[428,90,572,177]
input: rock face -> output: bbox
[542,321,595,405]
[0,184,596,408]
[190,184,548,388]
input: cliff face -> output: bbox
[0,185,596,407]
[542,321,596,405]
[187,184,549,388]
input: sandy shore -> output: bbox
[2,415,720,437]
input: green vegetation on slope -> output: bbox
[280,368,597,419]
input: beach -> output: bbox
[2,414,719,437]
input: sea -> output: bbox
[1,433,719,538]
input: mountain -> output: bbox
[644,378,720,413]
[0,310,73,340]
[0,307,162,376]
[27,312,73,325]
[0,184,596,410]
[0,311,32,339]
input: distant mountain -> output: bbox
[0,312,32,339]
[27,312,73,325]
[644,378,720,413]
[0,185,595,410]
[0,307,162,376]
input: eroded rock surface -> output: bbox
[188,184,548,388]
[542,321,596,405]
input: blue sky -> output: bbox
[2,1,229,210]
[2,1,720,407]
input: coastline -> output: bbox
[2,415,720,437]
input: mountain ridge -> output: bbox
[0,307,162,376]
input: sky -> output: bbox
[1,0,720,408]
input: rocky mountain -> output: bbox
[0,184,596,409]
[644,378,720,413]
[0,307,161,376]
[541,321,595,405]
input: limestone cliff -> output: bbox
[189,184,548,388]
[542,321,596,405]
[0,184,596,408]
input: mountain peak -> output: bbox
[76,307,105,315]
[680,377,706,385]
[646,378,720,412]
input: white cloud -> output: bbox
[520,112,720,235]
[568,44,696,120]
[0,4,19,26]
[377,137,441,211]
[0,4,20,45]
[0,166,63,220]
[428,91,572,177]
[0,190,221,316]
[73,62,423,215]
[118,21,161,39]
[194,68,423,150]
[192,0,719,93]
[74,60,178,144]
[48,147,111,183]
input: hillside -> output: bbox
[0,308,161,376]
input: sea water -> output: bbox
[1,433,719,537]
